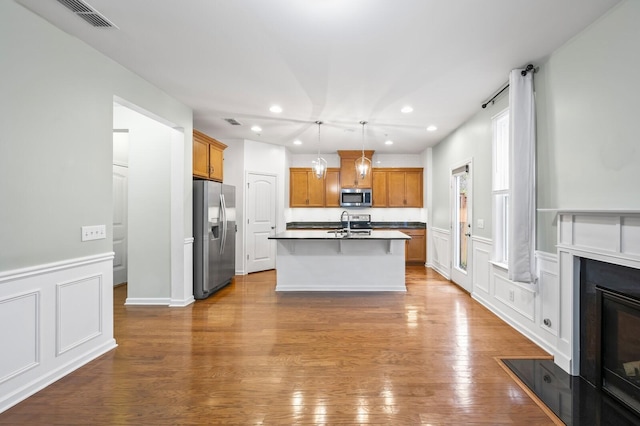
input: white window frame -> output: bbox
[492,108,509,266]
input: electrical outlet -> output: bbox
[477,219,484,229]
[82,225,106,242]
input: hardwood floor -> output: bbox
[0,267,554,425]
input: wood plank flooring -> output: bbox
[0,267,554,425]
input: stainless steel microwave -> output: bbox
[340,188,372,207]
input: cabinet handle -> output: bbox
[543,318,552,327]
[543,374,552,384]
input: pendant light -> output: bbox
[313,120,327,179]
[356,120,372,180]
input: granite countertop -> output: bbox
[286,221,426,230]
[269,230,411,240]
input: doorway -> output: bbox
[246,172,277,273]
[112,100,187,305]
[450,161,472,292]
[112,129,129,286]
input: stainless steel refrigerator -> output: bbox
[193,181,236,299]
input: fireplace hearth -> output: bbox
[581,258,640,416]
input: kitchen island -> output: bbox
[268,230,410,291]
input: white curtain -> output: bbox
[508,69,536,284]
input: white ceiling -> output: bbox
[18,0,620,154]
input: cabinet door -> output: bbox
[208,145,224,182]
[404,170,423,207]
[405,229,426,264]
[387,171,407,207]
[193,137,209,178]
[290,169,310,207]
[340,158,358,188]
[325,169,340,207]
[307,172,325,206]
[372,170,387,207]
[340,154,373,188]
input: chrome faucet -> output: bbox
[340,210,351,236]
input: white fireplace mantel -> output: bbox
[555,210,640,375]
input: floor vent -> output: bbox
[56,0,118,28]
[224,118,242,126]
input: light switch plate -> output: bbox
[477,219,485,229]
[82,225,106,241]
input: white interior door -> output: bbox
[112,164,128,285]
[246,173,277,273]
[450,162,472,292]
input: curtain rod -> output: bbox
[481,64,536,109]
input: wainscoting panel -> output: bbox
[431,227,450,280]
[0,254,116,413]
[621,216,640,256]
[471,237,491,294]
[537,251,559,337]
[493,269,535,322]
[56,275,102,356]
[466,236,562,367]
[573,215,619,253]
[0,292,39,384]
[170,237,195,307]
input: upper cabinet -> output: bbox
[324,169,341,207]
[338,150,375,188]
[290,168,341,208]
[372,168,423,208]
[193,130,227,182]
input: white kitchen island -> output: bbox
[268,230,410,291]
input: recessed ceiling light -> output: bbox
[270,105,282,113]
[385,140,394,145]
[401,106,413,114]
[426,125,437,132]
[251,126,262,132]
[293,140,302,145]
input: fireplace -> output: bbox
[580,258,640,415]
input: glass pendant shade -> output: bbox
[356,120,371,179]
[313,120,327,179]
[313,157,328,179]
[355,155,371,179]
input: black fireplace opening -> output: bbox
[581,258,640,417]
[597,286,640,415]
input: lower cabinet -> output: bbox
[378,228,426,264]
[404,229,426,264]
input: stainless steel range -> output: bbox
[342,213,372,235]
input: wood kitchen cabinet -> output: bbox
[372,168,423,207]
[338,150,375,188]
[290,168,325,207]
[372,169,388,207]
[325,168,341,207]
[193,129,227,182]
[290,168,340,207]
[403,228,426,264]
[388,169,422,207]
[377,227,426,264]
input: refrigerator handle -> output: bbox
[219,193,227,255]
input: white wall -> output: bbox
[221,139,287,275]
[0,2,193,272]
[114,106,174,302]
[536,0,640,252]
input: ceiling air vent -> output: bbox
[56,0,118,28]
[224,118,242,126]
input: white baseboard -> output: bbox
[125,297,172,306]
[169,296,195,307]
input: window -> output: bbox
[492,108,509,264]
